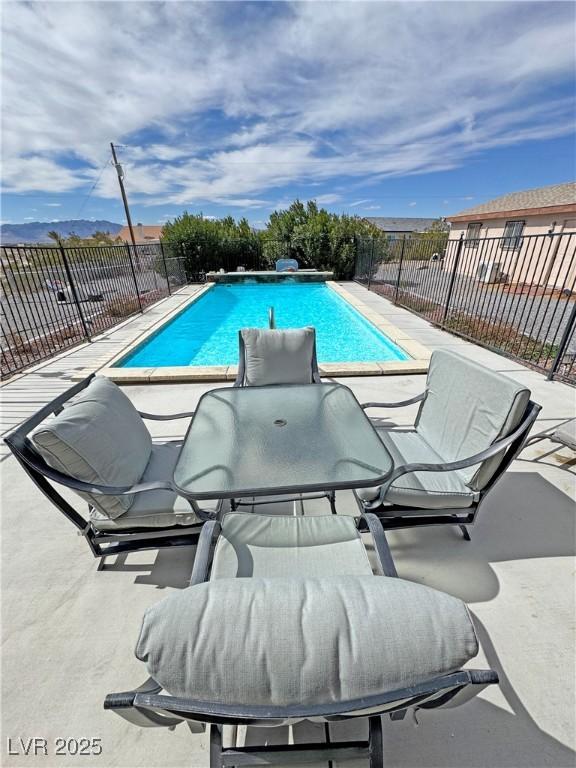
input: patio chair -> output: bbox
[105,512,498,767]
[234,327,321,387]
[4,374,218,566]
[356,349,541,539]
[524,418,576,452]
[275,257,299,272]
[233,327,330,512]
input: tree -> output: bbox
[420,218,450,239]
[418,218,450,260]
[263,200,380,278]
[90,230,116,245]
[159,201,382,280]
[47,230,61,244]
[161,212,263,278]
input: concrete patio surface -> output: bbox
[1,283,575,767]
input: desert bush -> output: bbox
[444,313,559,364]
[105,297,141,317]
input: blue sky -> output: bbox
[2,1,575,228]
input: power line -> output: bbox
[73,154,111,220]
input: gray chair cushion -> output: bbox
[136,575,478,708]
[241,328,315,386]
[32,377,152,519]
[89,441,206,530]
[210,513,373,578]
[357,429,476,509]
[416,350,530,491]
[552,419,576,451]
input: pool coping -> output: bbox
[74,281,430,383]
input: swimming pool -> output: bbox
[117,283,409,368]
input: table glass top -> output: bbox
[173,383,393,498]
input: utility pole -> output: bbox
[110,142,136,247]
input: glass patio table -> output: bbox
[173,382,394,500]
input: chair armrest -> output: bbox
[138,410,195,421]
[190,520,221,586]
[25,457,174,497]
[358,513,398,577]
[104,678,184,728]
[370,413,539,507]
[361,391,427,410]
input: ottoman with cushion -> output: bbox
[105,513,498,767]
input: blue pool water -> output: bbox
[118,283,409,367]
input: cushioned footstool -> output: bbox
[105,513,498,767]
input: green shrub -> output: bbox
[160,202,380,280]
[262,200,379,279]
[161,213,264,278]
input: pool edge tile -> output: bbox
[319,362,383,376]
[76,280,432,383]
[377,360,429,375]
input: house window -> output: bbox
[465,222,482,248]
[502,220,525,250]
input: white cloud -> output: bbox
[408,202,417,207]
[350,199,372,207]
[1,156,85,193]
[44,202,62,207]
[2,1,574,206]
[364,205,381,210]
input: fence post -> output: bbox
[59,244,91,341]
[394,235,406,303]
[125,243,143,312]
[547,299,576,380]
[159,241,171,295]
[442,233,464,324]
[367,237,375,290]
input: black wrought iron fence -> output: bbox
[1,242,186,377]
[355,231,576,384]
[5,231,574,384]
[1,234,355,378]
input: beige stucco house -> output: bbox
[116,223,164,244]
[446,182,576,289]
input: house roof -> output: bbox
[364,217,438,232]
[449,182,576,223]
[116,224,164,243]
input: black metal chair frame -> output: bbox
[356,392,542,540]
[4,374,208,565]
[104,512,498,767]
[232,328,332,513]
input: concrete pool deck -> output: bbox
[1,282,575,767]
[72,281,430,383]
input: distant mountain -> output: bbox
[0,219,122,245]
